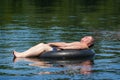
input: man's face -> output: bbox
[80,36,93,45]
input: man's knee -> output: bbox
[39,43,44,44]
[38,43,52,50]
[38,43,45,46]
[43,44,52,51]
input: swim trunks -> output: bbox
[52,47,58,52]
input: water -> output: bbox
[0,0,120,80]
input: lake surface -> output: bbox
[0,0,120,80]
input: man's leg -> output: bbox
[13,43,53,58]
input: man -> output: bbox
[13,36,94,58]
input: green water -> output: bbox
[0,0,120,80]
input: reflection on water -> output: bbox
[0,0,120,30]
[13,58,94,75]
[0,0,120,80]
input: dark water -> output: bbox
[0,0,120,80]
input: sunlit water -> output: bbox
[0,0,120,80]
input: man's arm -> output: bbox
[59,44,89,50]
[47,42,67,47]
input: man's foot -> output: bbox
[13,50,24,58]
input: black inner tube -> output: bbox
[40,49,95,60]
